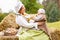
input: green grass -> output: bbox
[47,21,60,29]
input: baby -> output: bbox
[34,9,46,22]
[29,9,49,35]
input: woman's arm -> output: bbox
[16,15,38,29]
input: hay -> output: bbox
[0,13,19,31]
[50,29,60,40]
[0,36,19,40]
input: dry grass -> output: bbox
[0,13,19,31]
[50,29,60,40]
[0,36,19,40]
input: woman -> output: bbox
[15,1,38,35]
[15,1,50,40]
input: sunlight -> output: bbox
[0,0,18,13]
[37,0,44,4]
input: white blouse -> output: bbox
[15,14,38,36]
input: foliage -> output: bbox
[0,13,8,22]
[44,0,60,22]
[20,0,44,14]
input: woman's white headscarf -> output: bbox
[14,0,24,14]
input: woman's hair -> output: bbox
[18,6,24,13]
[18,6,23,12]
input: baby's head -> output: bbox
[37,8,45,15]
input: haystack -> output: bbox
[0,13,19,31]
[0,36,19,40]
[50,28,60,40]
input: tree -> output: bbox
[0,13,8,22]
[20,0,44,14]
[43,0,60,22]
[57,0,60,9]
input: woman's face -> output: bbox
[18,6,25,15]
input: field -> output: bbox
[47,21,60,29]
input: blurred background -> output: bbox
[0,0,60,28]
[0,0,60,40]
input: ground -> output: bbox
[47,21,60,29]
